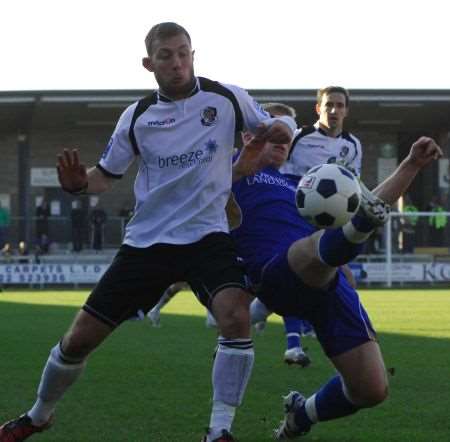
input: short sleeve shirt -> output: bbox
[98,77,292,247]
[280,122,362,177]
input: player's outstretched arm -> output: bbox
[373,136,442,204]
[254,119,294,145]
[57,148,114,194]
[232,137,267,183]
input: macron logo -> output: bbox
[147,118,176,127]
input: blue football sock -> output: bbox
[351,214,377,233]
[319,227,364,267]
[314,375,358,421]
[283,316,302,349]
[300,320,314,335]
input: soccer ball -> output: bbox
[295,163,361,229]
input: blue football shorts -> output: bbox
[256,252,376,358]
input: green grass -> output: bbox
[1,289,450,441]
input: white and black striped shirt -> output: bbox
[98,77,296,247]
[280,121,362,177]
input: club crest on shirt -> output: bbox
[200,106,218,126]
[340,145,350,157]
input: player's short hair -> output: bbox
[145,22,191,56]
[262,102,297,119]
[317,86,350,107]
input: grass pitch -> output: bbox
[1,289,450,441]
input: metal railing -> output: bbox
[1,212,450,287]
[0,216,128,251]
[384,211,450,287]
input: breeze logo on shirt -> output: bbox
[147,117,176,127]
[158,139,219,169]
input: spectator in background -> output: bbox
[71,200,86,252]
[427,194,447,246]
[0,201,10,249]
[118,205,134,240]
[89,203,107,251]
[17,241,30,264]
[35,234,51,263]
[1,242,13,262]
[35,199,51,250]
[401,194,419,253]
[119,205,134,224]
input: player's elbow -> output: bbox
[88,167,116,194]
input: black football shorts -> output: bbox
[83,232,249,327]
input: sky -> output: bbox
[3,0,450,91]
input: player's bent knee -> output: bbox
[354,382,389,408]
[216,305,251,338]
[61,334,95,359]
[368,382,389,406]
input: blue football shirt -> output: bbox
[231,166,316,284]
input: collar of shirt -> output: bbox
[157,77,200,103]
[313,121,342,138]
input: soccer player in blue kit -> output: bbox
[230,126,442,438]
[0,23,296,442]
[251,93,361,366]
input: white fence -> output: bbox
[355,211,450,287]
[1,212,449,288]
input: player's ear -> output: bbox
[315,103,321,116]
[192,49,195,61]
[142,57,154,73]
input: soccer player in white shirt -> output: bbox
[281,86,362,177]
[0,22,295,442]
[280,87,361,354]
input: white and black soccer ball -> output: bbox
[295,163,361,229]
